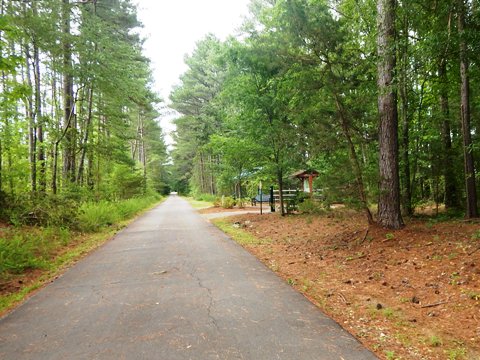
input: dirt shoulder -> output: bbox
[211,210,480,360]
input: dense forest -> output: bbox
[170,0,480,228]
[0,0,169,227]
[1,0,479,230]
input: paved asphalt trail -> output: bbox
[0,196,377,360]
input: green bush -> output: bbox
[5,194,79,228]
[298,199,328,215]
[116,195,161,219]
[0,226,72,277]
[221,196,235,209]
[110,164,145,199]
[213,197,222,207]
[77,195,161,232]
[236,198,251,208]
[1,190,162,232]
[77,201,120,232]
[0,234,48,275]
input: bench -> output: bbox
[251,194,271,206]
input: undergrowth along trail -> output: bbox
[0,196,163,315]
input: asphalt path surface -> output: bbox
[0,196,377,359]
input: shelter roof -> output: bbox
[291,169,319,178]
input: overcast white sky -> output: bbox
[134,0,251,145]
[135,0,250,98]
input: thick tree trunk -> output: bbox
[376,0,404,229]
[457,0,478,218]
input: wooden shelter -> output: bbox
[291,169,319,195]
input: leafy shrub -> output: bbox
[298,199,328,215]
[237,198,245,208]
[0,227,72,277]
[77,201,120,232]
[221,196,235,209]
[115,195,161,219]
[236,198,251,208]
[77,195,161,232]
[0,234,48,275]
[213,197,222,207]
[110,164,145,199]
[5,194,79,228]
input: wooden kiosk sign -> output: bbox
[291,169,319,196]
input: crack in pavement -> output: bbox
[190,268,220,331]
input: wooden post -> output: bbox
[260,181,263,215]
[309,174,313,198]
[270,186,275,212]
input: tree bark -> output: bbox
[376,0,404,229]
[399,11,412,216]
[24,40,37,192]
[141,114,147,194]
[277,168,285,216]
[209,155,215,195]
[199,152,206,194]
[238,168,243,200]
[0,139,2,194]
[0,0,4,194]
[439,60,459,209]
[31,0,45,193]
[34,52,45,192]
[62,0,76,183]
[77,86,94,184]
[52,72,59,194]
[457,0,478,218]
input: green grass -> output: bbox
[185,197,214,209]
[382,307,396,319]
[385,350,398,360]
[446,347,466,360]
[193,193,217,202]
[212,218,269,246]
[429,335,443,347]
[0,196,163,314]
